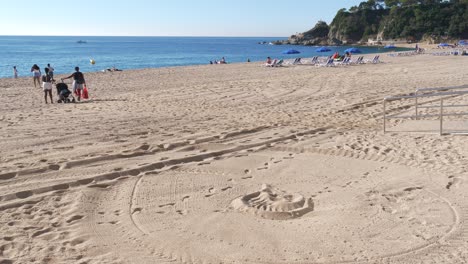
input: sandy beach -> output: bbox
[1,51,468,264]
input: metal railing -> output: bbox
[383,85,468,135]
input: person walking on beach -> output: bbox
[62,66,86,101]
[13,66,18,78]
[41,67,53,104]
[31,64,41,88]
[47,63,55,81]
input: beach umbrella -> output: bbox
[344,47,362,53]
[438,43,450,47]
[316,46,331,52]
[384,44,396,49]
[459,40,467,46]
[282,49,300,54]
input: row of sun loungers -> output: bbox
[431,49,467,56]
[267,55,381,67]
[387,51,421,57]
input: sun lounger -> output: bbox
[265,59,277,67]
[365,55,381,63]
[274,59,284,67]
[316,58,335,67]
[265,59,284,67]
[308,56,319,65]
[350,56,364,64]
[293,58,302,65]
[336,57,351,66]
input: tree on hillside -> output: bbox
[303,21,330,39]
[329,0,466,43]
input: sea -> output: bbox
[0,36,408,79]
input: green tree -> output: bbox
[328,0,466,42]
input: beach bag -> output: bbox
[82,85,89,99]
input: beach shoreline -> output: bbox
[1,52,468,263]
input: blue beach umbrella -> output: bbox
[438,43,450,47]
[316,46,331,52]
[458,40,467,46]
[282,49,300,54]
[384,44,396,49]
[344,47,362,53]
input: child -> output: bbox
[13,66,18,78]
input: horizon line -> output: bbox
[0,34,289,38]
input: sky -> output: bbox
[1,0,364,37]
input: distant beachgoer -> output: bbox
[13,66,18,78]
[266,57,272,64]
[247,58,251,62]
[42,67,53,104]
[220,57,226,64]
[332,52,340,59]
[209,61,213,64]
[47,63,55,81]
[62,66,86,101]
[105,66,122,72]
[31,64,41,88]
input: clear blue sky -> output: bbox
[1,0,364,37]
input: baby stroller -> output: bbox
[56,82,75,103]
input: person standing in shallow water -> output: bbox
[62,66,86,101]
[13,66,18,78]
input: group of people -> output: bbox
[210,57,227,64]
[27,64,87,104]
[29,64,55,88]
[331,52,351,61]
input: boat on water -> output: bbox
[76,40,87,44]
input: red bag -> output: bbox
[82,85,89,99]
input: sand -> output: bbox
[0,51,468,264]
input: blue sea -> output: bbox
[0,36,405,79]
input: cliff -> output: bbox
[277,1,467,46]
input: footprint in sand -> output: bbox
[66,215,84,224]
[446,176,463,190]
[0,172,16,181]
[176,210,188,215]
[205,188,216,197]
[221,186,232,192]
[158,203,175,208]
